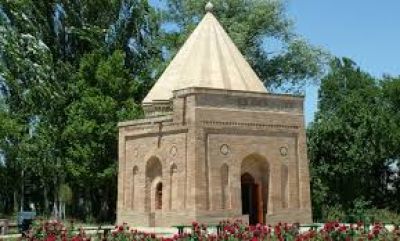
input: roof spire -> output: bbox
[143,1,267,104]
[205,1,214,12]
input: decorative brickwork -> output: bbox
[117,7,311,226]
[117,88,312,226]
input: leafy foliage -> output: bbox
[308,58,400,220]
[0,0,162,220]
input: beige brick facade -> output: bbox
[117,7,312,227]
[117,88,312,226]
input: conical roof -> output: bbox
[143,11,267,104]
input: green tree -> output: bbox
[308,58,400,220]
[0,0,163,220]
[62,50,143,221]
[0,5,56,212]
[381,77,400,211]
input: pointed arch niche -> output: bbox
[169,163,178,210]
[281,164,289,208]
[220,164,230,209]
[131,166,139,210]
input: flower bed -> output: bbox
[20,219,400,241]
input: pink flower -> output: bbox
[118,225,124,232]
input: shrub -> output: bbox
[366,209,400,224]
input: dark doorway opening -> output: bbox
[241,173,262,224]
[155,182,162,210]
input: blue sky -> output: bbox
[288,0,400,123]
[150,0,400,124]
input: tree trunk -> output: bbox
[85,188,92,221]
[53,180,58,219]
[43,185,49,215]
[13,191,18,213]
[62,202,66,220]
[20,170,24,211]
[58,201,62,220]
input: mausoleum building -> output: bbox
[117,3,312,226]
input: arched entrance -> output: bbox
[241,173,259,224]
[145,157,162,212]
[241,154,269,224]
[145,157,163,226]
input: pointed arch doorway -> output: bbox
[145,156,163,226]
[241,154,269,225]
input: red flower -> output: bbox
[295,237,303,241]
[45,234,57,241]
[274,226,282,235]
[339,225,347,232]
[72,236,83,241]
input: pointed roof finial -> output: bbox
[143,1,267,104]
[205,1,214,12]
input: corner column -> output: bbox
[117,129,126,223]
[297,130,312,211]
[268,162,282,214]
